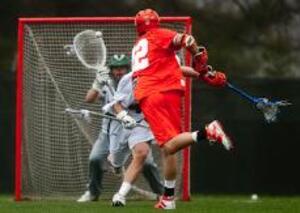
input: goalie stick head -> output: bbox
[73,30,107,70]
[135,8,160,35]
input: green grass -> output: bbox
[1,195,300,213]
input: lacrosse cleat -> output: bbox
[155,195,176,210]
[77,191,98,202]
[205,120,233,150]
[112,193,126,207]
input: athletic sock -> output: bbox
[118,182,131,197]
[191,128,206,143]
[163,180,176,197]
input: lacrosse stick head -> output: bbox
[73,30,107,70]
[255,98,292,123]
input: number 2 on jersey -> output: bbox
[132,38,149,72]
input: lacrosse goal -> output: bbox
[16,17,192,201]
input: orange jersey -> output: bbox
[132,28,185,101]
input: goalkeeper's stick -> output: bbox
[226,82,292,123]
[64,30,114,94]
[131,185,158,200]
[65,108,148,128]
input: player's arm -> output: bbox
[113,102,136,129]
[172,33,208,75]
[181,65,227,87]
[85,89,99,103]
[85,66,111,103]
[112,74,137,128]
[85,79,102,103]
[181,66,200,78]
[113,102,125,114]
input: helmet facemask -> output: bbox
[135,9,160,35]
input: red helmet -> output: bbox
[135,9,160,35]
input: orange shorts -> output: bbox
[139,90,182,146]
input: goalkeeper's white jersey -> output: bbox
[99,82,121,134]
[102,72,153,152]
[103,72,144,122]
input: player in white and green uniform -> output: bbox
[77,54,163,202]
[105,70,162,207]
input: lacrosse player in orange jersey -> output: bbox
[123,9,233,209]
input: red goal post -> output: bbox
[16,17,192,201]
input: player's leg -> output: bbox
[140,91,233,155]
[112,142,150,207]
[140,91,232,209]
[77,132,109,202]
[122,121,163,196]
[112,121,163,206]
[142,147,164,196]
[107,121,129,175]
[154,151,177,209]
[163,120,233,154]
[124,142,150,183]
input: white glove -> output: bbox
[96,66,110,86]
[116,110,136,129]
[80,109,91,123]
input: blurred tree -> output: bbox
[175,0,300,78]
[0,0,299,78]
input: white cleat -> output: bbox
[155,196,176,210]
[205,120,233,150]
[112,193,126,207]
[77,191,98,202]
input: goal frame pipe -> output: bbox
[15,16,192,201]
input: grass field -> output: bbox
[1,195,299,213]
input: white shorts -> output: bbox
[124,120,154,149]
[109,120,154,167]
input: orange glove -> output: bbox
[193,46,208,75]
[202,71,227,87]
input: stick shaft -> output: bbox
[226,82,258,104]
[66,108,148,128]
[131,185,158,200]
[89,110,148,128]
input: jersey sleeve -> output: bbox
[91,79,102,92]
[153,28,177,50]
[102,73,134,113]
[113,73,135,108]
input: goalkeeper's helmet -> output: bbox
[135,8,160,35]
[108,54,130,82]
[108,54,130,69]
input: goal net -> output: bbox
[16,17,192,201]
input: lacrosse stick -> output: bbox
[131,185,158,200]
[64,30,114,93]
[65,108,148,128]
[226,82,292,123]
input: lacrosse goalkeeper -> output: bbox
[77,54,163,202]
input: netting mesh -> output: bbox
[20,19,189,200]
